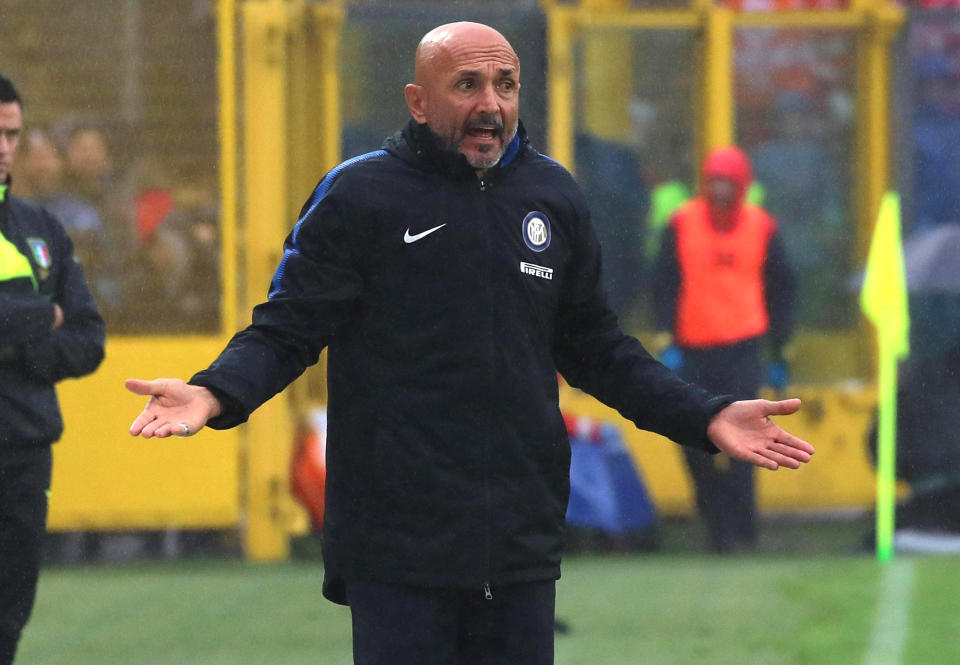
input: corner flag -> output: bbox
[861,192,909,359]
[860,191,909,562]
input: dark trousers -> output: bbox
[681,340,762,552]
[346,579,556,665]
[0,446,52,665]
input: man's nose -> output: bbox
[477,83,500,113]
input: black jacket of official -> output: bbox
[0,179,106,447]
[191,121,730,603]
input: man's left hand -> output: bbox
[707,398,813,470]
[51,303,64,330]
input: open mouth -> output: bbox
[466,127,499,141]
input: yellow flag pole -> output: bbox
[860,192,909,562]
[875,338,897,562]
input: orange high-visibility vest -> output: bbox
[673,199,776,348]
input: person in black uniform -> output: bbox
[0,74,106,665]
[126,23,813,665]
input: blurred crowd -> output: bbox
[13,117,220,335]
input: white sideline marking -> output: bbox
[863,560,916,665]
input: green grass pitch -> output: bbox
[17,553,960,664]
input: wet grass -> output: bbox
[19,515,958,665]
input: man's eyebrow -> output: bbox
[455,67,517,78]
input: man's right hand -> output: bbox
[125,378,222,439]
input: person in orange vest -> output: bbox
[653,145,795,553]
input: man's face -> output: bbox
[68,128,111,179]
[0,102,23,182]
[24,135,62,191]
[706,177,737,210]
[409,37,520,171]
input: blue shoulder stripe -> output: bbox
[538,152,565,168]
[499,133,521,167]
[269,150,387,299]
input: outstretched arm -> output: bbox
[707,398,814,470]
[126,378,223,439]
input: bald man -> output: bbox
[127,22,813,664]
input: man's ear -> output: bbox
[404,84,428,124]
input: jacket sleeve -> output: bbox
[20,218,106,383]
[652,221,680,334]
[192,184,364,429]
[764,229,795,352]
[0,286,56,345]
[553,204,730,451]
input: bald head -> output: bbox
[414,22,519,86]
[405,22,521,174]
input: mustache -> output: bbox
[465,113,504,132]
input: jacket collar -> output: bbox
[385,118,529,181]
[0,176,10,204]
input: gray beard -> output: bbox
[460,125,517,171]
[466,142,506,171]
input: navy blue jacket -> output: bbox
[0,180,105,447]
[192,121,729,602]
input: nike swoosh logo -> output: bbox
[404,224,447,244]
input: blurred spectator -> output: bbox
[575,132,650,321]
[749,91,847,328]
[18,129,105,272]
[53,119,136,320]
[122,183,220,334]
[62,125,115,203]
[644,178,691,269]
[912,54,960,232]
[135,184,176,246]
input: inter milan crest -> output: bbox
[522,211,551,252]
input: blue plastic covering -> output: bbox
[566,425,657,534]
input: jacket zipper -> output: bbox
[478,174,493,601]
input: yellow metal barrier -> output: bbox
[49,1,249,534]
[856,1,905,263]
[240,0,294,561]
[49,1,346,563]
[544,0,904,173]
[218,0,240,336]
[701,0,734,151]
[237,0,345,560]
[50,338,240,530]
[546,7,576,170]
